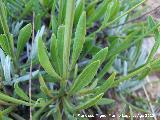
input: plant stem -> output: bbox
[29,12,35,120]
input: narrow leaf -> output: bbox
[71,12,86,69]
[76,93,103,111]
[58,0,63,25]
[39,74,52,96]
[0,48,5,66]
[147,16,160,62]
[0,92,31,106]
[97,56,116,80]
[14,82,29,101]
[51,1,58,34]
[0,0,10,37]
[2,56,11,82]
[87,0,110,24]
[95,72,116,95]
[97,98,115,105]
[16,23,32,58]
[63,98,75,113]
[57,25,65,75]
[147,16,158,34]
[69,61,100,94]
[102,0,120,25]
[101,0,145,29]
[90,47,108,65]
[0,0,14,58]
[73,64,78,80]
[19,0,33,19]
[129,106,134,120]
[114,57,160,86]
[31,26,45,59]
[74,0,85,25]
[86,0,98,17]
[63,0,75,79]
[0,34,9,54]
[38,37,61,80]
[50,33,61,74]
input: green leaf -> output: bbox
[75,93,103,111]
[39,74,52,96]
[14,82,29,101]
[95,72,116,95]
[103,4,111,25]
[0,112,2,120]
[107,32,139,59]
[63,0,75,79]
[57,25,65,75]
[74,0,85,25]
[39,0,49,7]
[109,0,119,19]
[0,114,12,120]
[0,92,31,106]
[35,13,42,31]
[147,16,160,62]
[129,106,134,120]
[64,109,76,120]
[86,0,98,17]
[87,0,110,25]
[2,106,15,115]
[19,0,33,19]
[97,56,116,80]
[97,98,115,105]
[71,11,86,69]
[50,33,61,75]
[0,34,9,54]
[114,57,160,86]
[69,61,100,94]
[0,0,10,37]
[0,0,14,58]
[57,25,65,57]
[147,16,158,33]
[100,0,145,29]
[63,98,75,113]
[33,100,53,119]
[59,0,67,24]
[51,1,58,34]
[38,37,61,80]
[73,64,78,80]
[90,78,99,89]
[102,0,120,25]
[90,47,108,65]
[54,105,62,120]
[16,23,32,58]
[58,0,63,25]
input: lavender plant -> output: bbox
[0,0,160,119]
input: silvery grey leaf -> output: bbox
[128,46,136,60]
[3,70,39,85]
[136,48,148,67]
[123,61,127,76]
[0,48,5,67]
[31,25,45,59]
[11,21,23,36]
[3,55,11,83]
